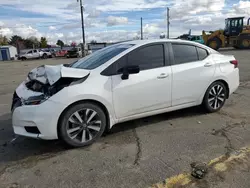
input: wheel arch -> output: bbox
[200,79,230,104]
[57,99,112,139]
[216,79,229,98]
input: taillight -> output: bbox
[230,60,238,68]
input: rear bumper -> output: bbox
[228,68,240,95]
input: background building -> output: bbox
[0,45,18,61]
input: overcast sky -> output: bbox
[0,0,250,44]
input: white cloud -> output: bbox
[95,0,168,11]
[87,9,102,18]
[55,33,64,38]
[0,27,13,37]
[143,24,161,34]
[0,21,4,27]
[49,26,56,30]
[169,0,225,20]
[233,0,250,14]
[107,16,128,26]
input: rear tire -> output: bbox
[202,81,228,113]
[58,102,107,147]
[207,37,222,50]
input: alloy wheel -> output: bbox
[66,108,102,143]
[208,84,226,110]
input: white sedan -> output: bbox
[11,39,239,147]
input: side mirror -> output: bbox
[118,65,140,80]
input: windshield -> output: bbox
[70,43,134,70]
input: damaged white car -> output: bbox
[12,40,239,147]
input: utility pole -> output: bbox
[141,17,143,40]
[77,0,85,57]
[167,7,170,39]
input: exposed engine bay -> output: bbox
[11,64,89,110]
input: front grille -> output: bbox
[25,127,41,134]
[11,92,22,111]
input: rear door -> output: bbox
[110,43,172,119]
[170,43,216,106]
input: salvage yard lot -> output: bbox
[1,49,250,188]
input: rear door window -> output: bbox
[172,44,199,64]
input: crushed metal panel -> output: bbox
[61,66,90,78]
[16,81,43,100]
[44,65,62,85]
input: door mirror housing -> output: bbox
[118,65,140,80]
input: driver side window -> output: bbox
[27,51,32,54]
[101,44,165,76]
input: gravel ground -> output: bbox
[0,49,250,188]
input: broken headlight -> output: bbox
[23,95,48,105]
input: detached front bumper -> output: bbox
[12,96,66,140]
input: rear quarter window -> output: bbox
[196,47,209,60]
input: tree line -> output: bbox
[0,35,68,51]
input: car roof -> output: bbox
[120,39,199,45]
[119,39,217,54]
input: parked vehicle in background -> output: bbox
[18,49,51,61]
[42,49,56,58]
[55,49,68,57]
[189,35,204,44]
[66,47,82,58]
[12,39,239,147]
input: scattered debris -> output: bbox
[197,121,202,124]
[2,142,7,147]
[7,182,19,188]
[152,147,250,188]
[10,137,18,143]
[34,169,42,176]
[190,162,208,179]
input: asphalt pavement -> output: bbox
[0,50,250,188]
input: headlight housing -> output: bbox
[23,95,48,105]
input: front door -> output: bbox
[170,43,216,106]
[26,50,33,59]
[111,43,172,119]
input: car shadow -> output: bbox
[0,106,205,164]
[0,113,66,164]
[107,106,205,135]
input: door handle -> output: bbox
[157,73,169,79]
[204,63,212,67]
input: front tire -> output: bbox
[21,57,26,61]
[42,54,48,59]
[202,81,228,113]
[58,102,107,147]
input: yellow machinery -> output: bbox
[202,17,250,50]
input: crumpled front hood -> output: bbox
[15,64,90,101]
[28,64,90,85]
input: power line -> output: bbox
[141,17,143,40]
[167,7,170,39]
